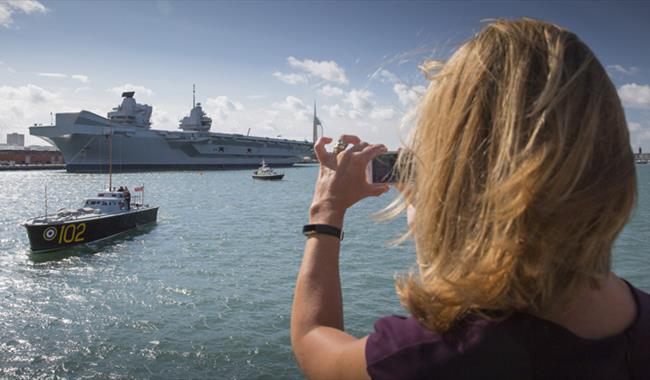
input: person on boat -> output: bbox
[118,186,124,192]
[291,18,649,379]
[124,186,131,210]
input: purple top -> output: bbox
[366,282,650,380]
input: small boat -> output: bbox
[24,123,158,253]
[636,159,648,164]
[23,188,158,253]
[252,160,284,180]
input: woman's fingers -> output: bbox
[338,134,361,146]
[359,144,388,163]
[314,136,333,163]
[348,142,369,153]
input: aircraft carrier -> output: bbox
[29,89,315,172]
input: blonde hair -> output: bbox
[395,18,636,332]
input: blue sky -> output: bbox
[1,1,649,150]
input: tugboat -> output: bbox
[23,187,158,253]
[252,160,284,180]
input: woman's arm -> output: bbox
[291,135,388,380]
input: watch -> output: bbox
[302,224,344,241]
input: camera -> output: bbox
[366,151,399,184]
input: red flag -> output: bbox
[134,186,144,192]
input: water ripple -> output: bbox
[0,166,648,378]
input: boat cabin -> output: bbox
[83,191,128,213]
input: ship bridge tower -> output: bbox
[107,92,153,128]
[179,85,212,132]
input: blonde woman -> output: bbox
[291,18,649,379]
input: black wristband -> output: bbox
[302,224,344,241]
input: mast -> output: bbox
[108,126,113,191]
[193,84,196,109]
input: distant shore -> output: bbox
[0,164,65,171]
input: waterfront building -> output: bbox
[6,133,25,146]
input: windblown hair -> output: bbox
[395,18,636,332]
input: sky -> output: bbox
[0,0,649,151]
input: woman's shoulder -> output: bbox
[365,283,650,380]
[625,282,650,340]
[365,314,530,380]
[628,282,650,313]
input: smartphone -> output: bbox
[367,152,399,184]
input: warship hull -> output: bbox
[30,111,314,173]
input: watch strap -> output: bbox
[302,224,344,241]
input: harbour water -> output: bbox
[1,165,649,379]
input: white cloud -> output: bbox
[36,72,89,82]
[0,84,62,138]
[287,56,349,85]
[348,109,363,120]
[108,84,154,97]
[607,65,639,76]
[379,69,399,83]
[627,120,650,151]
[369,68,400,84]
[629,122,642,132]
[322,104,346,119]
[641,130,650,141]
[262,120,277,132]
[0,84,59,104]
[37,72,67,78]
[205,96,244,112]
[265,109,280,118]
[151,108,174,130]
[370,106,396,121]
[393,83,426,107]
[618,83,650,109]
[0,0,47,28]
[272,71,308,85]
[273,96,311,121]
[205,95,244,123]
[74,86,92,93]
[343,89,374,120]
[0,61,13,73]
[71,74,89,83]
[344,89,374,112]
[319,85,344,97]
[247,94,267,100]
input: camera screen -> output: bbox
[372,152,398,183]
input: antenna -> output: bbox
[193,84,196,108]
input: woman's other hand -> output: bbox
[310,135,390,227]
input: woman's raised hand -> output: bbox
[309,135,389,226]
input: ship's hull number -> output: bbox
[45,223,87,244]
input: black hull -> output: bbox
[24,207,158,253]
[252,174,284,180]
[66,163,300,173]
